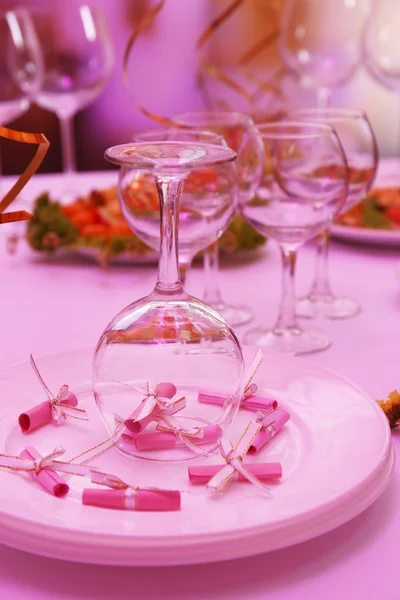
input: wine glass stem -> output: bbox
[155,175,186,296]
[203,242,224,307]
[179,257,192,288]
[317,87,331,109]
[309,228,333,298]
[59,114,76,174]
[275,245,300,330]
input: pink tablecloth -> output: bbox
[0,171,399,599]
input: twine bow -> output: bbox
[156,416,208,455]
[0,446,66,475]
[30,355,88,425]
[130,381,185,423]
[207,420,271,496]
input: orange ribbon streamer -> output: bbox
[122,0,172,125]
[197,0,286,114]
[0,127,50,223]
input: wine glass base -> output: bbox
[296,295,361,320]
[211,304,254,328]
[244,326,331,355]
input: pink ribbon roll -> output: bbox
[18,355,87,433]
[19,392,79,433]
[188,462,282,484]
[124,382,185,435]
[19,446,69,497]
[249,408,290,454]
[82,487,181,511]
[198,350,278,413]
[136,422,222,452]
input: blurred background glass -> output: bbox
[2,0,400,175]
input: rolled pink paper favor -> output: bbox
[198,392,278,412]
[135,425,222,451]
[18,392,78,434]
[124,382,177,435]
[249,409,290,454]
[188,462,282,484]
[82,488,181,511]
[19,447,69,497]
[242,396,278,411]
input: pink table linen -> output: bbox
[0,170,399,599]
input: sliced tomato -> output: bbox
[70,209,102,230]
[80,224,110,238]
[386,206,400,225]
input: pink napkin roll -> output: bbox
[82,488,181,511]
[18,393,78,433]
[249,409,290,453]
[188,463,282,484]
[19,447,69,497]
[124,382,177,435]
[198,392,278,412]
[135,424,222,451]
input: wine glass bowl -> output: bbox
[0,9,42,125]
[363,0,400,92]
[34,6,113,118]
[33,5,113,179]
[241,121,348,354]
[94,141,244,462]
[280,0,365,106]
[171,110,264,327]
[119,130,237,268]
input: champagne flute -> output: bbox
[34,5,113,194]
[290,108,378,319]
[280,0,365,107]
[240,121,348,355]
[171,111,264,327]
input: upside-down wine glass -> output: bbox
[280,0,365,107]
[94,141,244,462]
[171,111,264,328]
[241,121,348,354]
[33,5,113,195]
[290,108,378,319]
[129,128,232,287]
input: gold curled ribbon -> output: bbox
[0,127,50,222]
[197,0,286,115]
[123,0,172,125]
[197,0,253,103]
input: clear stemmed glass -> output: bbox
[0,8,42,248]
[289,108,378,319]
[0,9,42,126]
[280,0,365,107]
[130,129,231,287]
[241,121,348,355]
[94,141,244,462]
[33,5,113,192]
[171,111,264,327]
[363,1,400,105]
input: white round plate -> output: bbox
[0,347,393,566]
[331,164,400,247]
[331,224,400,247]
